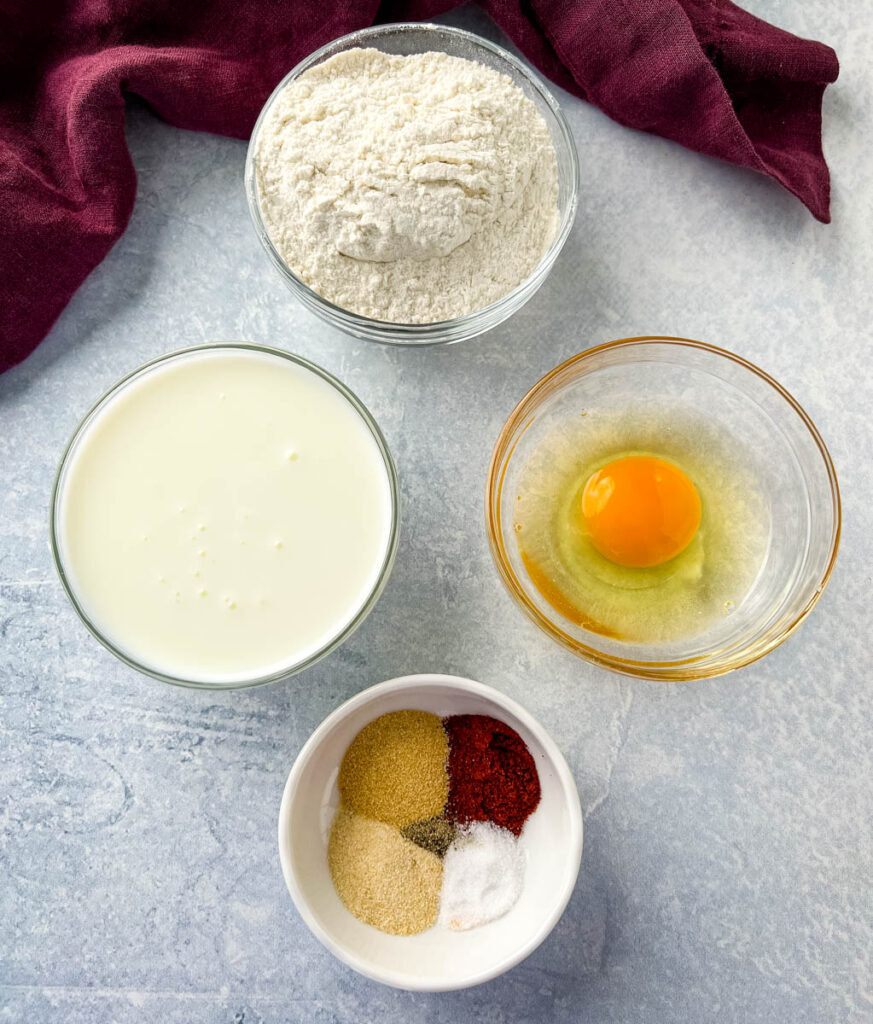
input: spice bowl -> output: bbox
[245,23,579,346]
[278,673,583,991]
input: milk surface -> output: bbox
[58,348,394,682]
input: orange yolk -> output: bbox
[580,456,701,568]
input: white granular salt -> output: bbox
[254,48,559,323]
[438,821,525,931]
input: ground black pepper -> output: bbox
[401,817,456,858]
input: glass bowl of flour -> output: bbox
[245,23,579,346]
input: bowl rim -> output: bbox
[277,672,584,991]
[485,335,842,681]
[244,21,580,345]
[49,342,400,690]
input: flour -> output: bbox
[255,48,559,323]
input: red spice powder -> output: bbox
[443,714,541,836]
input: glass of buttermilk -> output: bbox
[51,344,398,688]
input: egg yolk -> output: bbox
[580,456,701,568]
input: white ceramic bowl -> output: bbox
[278,673,583,990]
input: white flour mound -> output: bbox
[255,48,559,323]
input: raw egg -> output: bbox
[580,456,701,568]
[512,410,769,645]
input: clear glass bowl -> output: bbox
[486,337,841,681]
[50,344,399,690]
[244,23,579,346]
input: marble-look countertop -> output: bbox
[2,3,871,1022]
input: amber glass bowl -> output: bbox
[486,337,841,681]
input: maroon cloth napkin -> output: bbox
[0,0,838,373]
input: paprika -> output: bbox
[443,714,541,836]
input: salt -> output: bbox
[438,821,525,931]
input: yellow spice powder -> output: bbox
[337,709,448,828]
[328,809,442,935]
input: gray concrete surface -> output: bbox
[1,3,871,1021]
